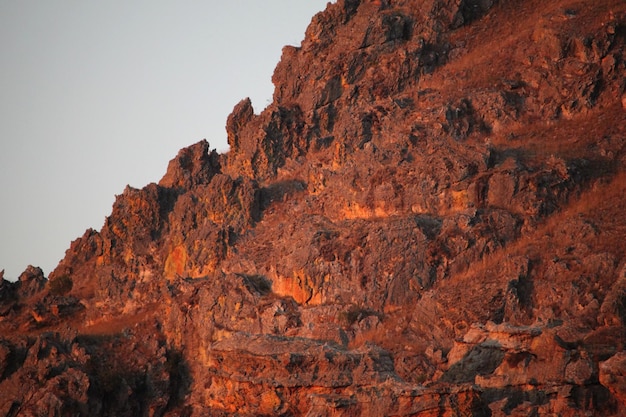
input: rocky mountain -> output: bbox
[2,0,626,415]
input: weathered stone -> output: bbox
[600,352,626,408]
[2,0,626,415]
[159,139,220,190]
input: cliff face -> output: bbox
[2,0,626,415]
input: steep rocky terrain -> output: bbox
[2,0,626,415]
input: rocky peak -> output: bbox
[16,265,46,299]
[2,1,626,416]
[158,139,220,190]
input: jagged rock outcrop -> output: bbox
[600,352,626,406]
[159,139,221,190]
[2,0,626,415]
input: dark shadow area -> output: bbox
[481,386,549,414]
[312,135,335,151]
[452,0,498,29]
[440,344,505,383]
[259,180,307,210]
[413,215,443,240]
[486,147,528,169]
[0,340,29,383]
[76,332,193,417]
[239,274,273,296]
[164,348,193,416]
[5,401,20,417]
[567,157,620,184]
[570,384,618,414]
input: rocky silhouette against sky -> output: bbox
[1,0,626,415]
[0,1,328,280]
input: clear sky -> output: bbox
[0,1,330,280]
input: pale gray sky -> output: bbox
[0,1,330,280]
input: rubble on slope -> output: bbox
[2,0,626,415]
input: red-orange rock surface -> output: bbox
[2,0,626,415]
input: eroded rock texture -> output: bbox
[2,0,626,415]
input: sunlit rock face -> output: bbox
[2,0,626,415]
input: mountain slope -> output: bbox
[2,0,626,415]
